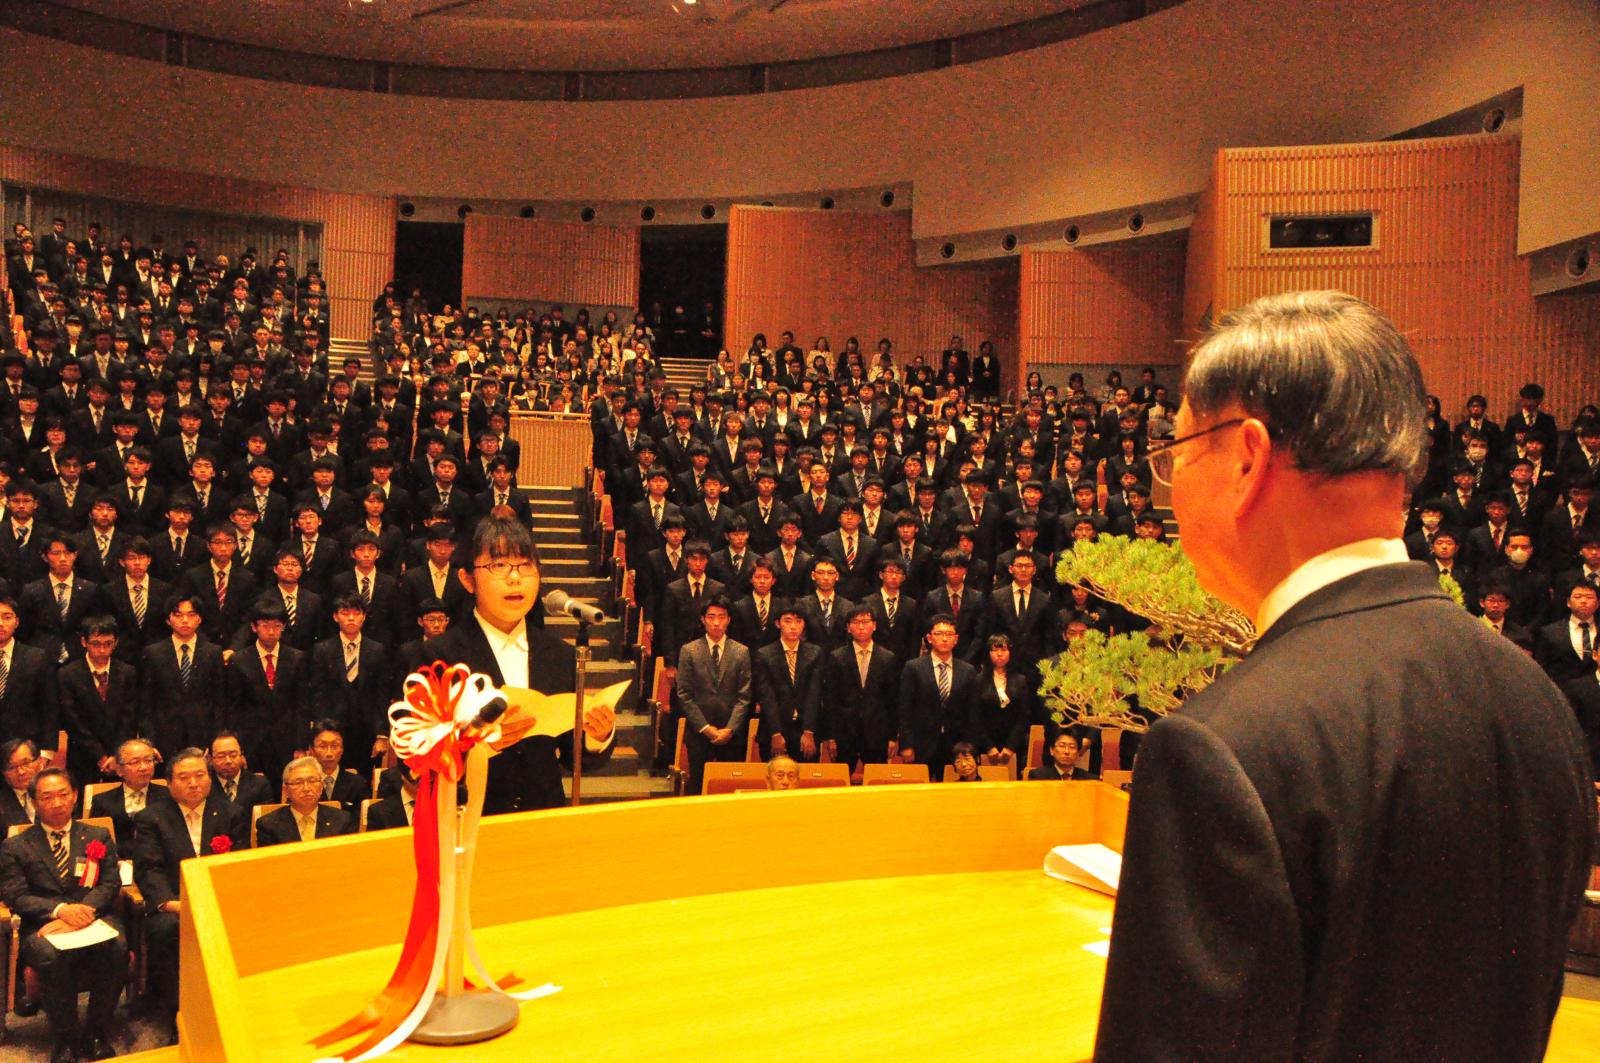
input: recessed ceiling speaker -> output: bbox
[1269,214,1373,249]
[940,242,956,259]
[519,206,536,219]
[700,204,717,220]
[760,200,774,207]
[1567,247,1592,280]
[1343,217,1372,244]
[1002,234,1018,252]
[580,207,596,222]
[640,206,657,221]
[1063,224,1080,244]
[1127,212,1145,233]
[880,190,895,208]
[457,204,473,219]
[820,196,836,210]
[399,202,416,218]
[1483,107,1507,133]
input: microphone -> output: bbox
[544,589,605,625]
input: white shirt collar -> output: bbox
[1255,537,1409,635]
[475,610,528,657]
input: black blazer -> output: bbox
[180,563,258,645]
[823,641,901,762]
[863,590,924,663]
[1031,763,1095,781]
[1097,563,1596,1061]
[425,620,593,814]
[753,640,824,748]
[728,593,786,651]
[254,803,355,846]
[308,636,391,764]
[972,668,1035,756]
[896,654,979,762]
[1557,672,1600,783]
[58,657,143,782]
[1532,617,1598,685]
[763,545,814,600]
[0,640,59,749]
[139,637,225,758]
[0,820,122,935]
[921,585,989,665]
[796,593,853,652]
[214,771,275,815]
[223,643,310,777]
[89,783,176,845]
[18,576,107,665]
[327,570,405,648]
[363,793,413,832]
[131,795,251,911]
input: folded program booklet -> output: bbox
[1043,843,1122,896]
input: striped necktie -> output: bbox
[50,829,71,879]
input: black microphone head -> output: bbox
[471,696,508,728]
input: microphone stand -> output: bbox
[571,616,590,807]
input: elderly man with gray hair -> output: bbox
[1095,291,1595,1062]
[254,755,356,846]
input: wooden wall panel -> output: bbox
[725,206,1016,381]
[1201,134,1600,420]
[0,143,394,342]
[461,215,639,310]
[1018,240,1187,387]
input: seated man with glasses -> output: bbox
[88,737,173,842]
[423,516,616,814]
[1,736,45,830]
[255,755,355,846]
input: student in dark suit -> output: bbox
[328,530,405,649]
[636,516,688,636]
[1533,581,1600,684]
[1031,729,1096,780]
[139,592,225,759]
[862,556,923,663]
[763,515,814,599]
[288,503,342,595]
[181,522,257,646]
[147,498,206,583]
[736,467,788,553]
[71,497,131,585]
[399,524,468,628]
[972,634,1035,763]
[922,550,989,665]
[753,605,824,760]
[224,600,309,783]
[132,748,250,1034]
[708,516,757,597]
[0,595,60,752]
[38,455,92,533]
[795,557,853,652]
[675,596,752,796]
[896,614,979,777]
[1096,291,1594,1062]
[86,737,174,847]
[658,543,725,668]
[0,768,126,1063]
[728,557,785,651]
[309,595,391,768]
[816,500,880,601]
[424,517,616,814]
[57,616,140,785]
[986,553,1056,669]
[824,606,901,768]
[255,755,356,845]
[19,533,107,665]
[207,731,275,814]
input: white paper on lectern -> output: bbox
[44,919,119,951]
[1043,843,1122,896]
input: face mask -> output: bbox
[1421,515,1441,530]
[1507,548,1531,564]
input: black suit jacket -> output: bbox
[987,584,1056,665]
[863,590,924,662]
[214,771,275,815]
[0,820,122,935]
[0,641,59,749]
[139,637,225,758]
[18,576,106,664]
[796,593,853,651]
[763,546,814,600]
[223,643,310,776]
[1097,563,1596,1061]
[180,563,258,645]
[753,640,824,749]
[728,594,786,651]
[399,564,468,628]
[364,792,413,831]
[823,641,900,762]
[103,576,173,660]
[896,655,979,762]
[89,783,176,846]
[255,803,355,846]
[131,795,251,911]
[426,620,598,814]
[1557,672,1600,783]
[58,657,143,782]
[1533,617,1599,684]
[308,636,391,764]
[921,585,989,665]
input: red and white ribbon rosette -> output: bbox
[79,839,106,888]
[310,662,559,1063]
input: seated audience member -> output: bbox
[306,719,370,816]
[1533,581,1600,683]
[209,730,274,813]
[255,755,356,845]
[0,767,125,1062]
[57,616,139,784]
[1,736,43,829]
[1034,729,1096,780]
[948,742,982,782]
[765,755,800,791]
[89,737,174,842]
[132,747,251,1041]
[824,606,900,768]
[365,763,419,831]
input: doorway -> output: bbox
[392,221,464,312]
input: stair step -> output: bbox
[563,774,676,803]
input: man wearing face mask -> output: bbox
[1404,500,1451,561]
[1498,530,1553,629]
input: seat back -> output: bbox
[82,781,120,819]
[359,798,380,832]
[977,758,1017,781]
[861,763,930,785]
[744,719,761,762]
[700,761,770,796]
[794,763,851,788]
[1025,724,1045,772]
[1101,770,1133,788]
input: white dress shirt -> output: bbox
[1255,538,1410,635]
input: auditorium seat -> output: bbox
[861,763,930,785]
[793,763,851,788]
[700,762,769,796]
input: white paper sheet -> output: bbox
[1042,843,1122,896]
[44,918,119,951]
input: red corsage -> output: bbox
[80,839,107,888]
[210,836,232,855]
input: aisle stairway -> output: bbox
[523,484,674,803]
[658,355,711,393]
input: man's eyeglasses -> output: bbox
[474,560,535,579]
[1147,418,1248,486]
